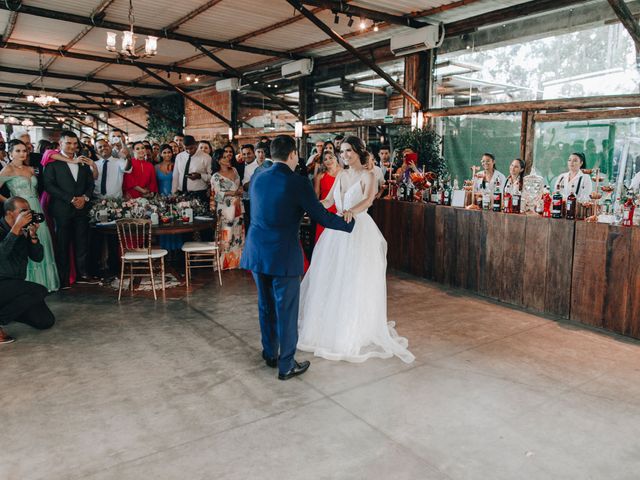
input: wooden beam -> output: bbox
[191,42,300,119]
[534,107,640,122]
[0,81,130,100]
[2,42,225,78]
[607,0,640,50]
[137,65,231,126]
[298,0,428,28]
[164,0,224,32]
[519,111,528,161]
[78,94,150,132]
[425,94,640,117]
[286,0,422,110]
[0,3,298,59]
[0,65,173,91]
[523,111,535,174]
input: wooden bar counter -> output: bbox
[370,200,640,339]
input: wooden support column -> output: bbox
[231,90,239,139]
[403,51,430,116]
[519,111,528,161]
[523,111,535,174]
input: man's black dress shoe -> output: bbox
[278,360,310,380]
[262,351,278,368]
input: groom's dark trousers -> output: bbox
[240,162,353,375]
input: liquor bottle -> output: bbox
[512,186,521,214]
[444,182,452,206]
[623,196,635,227]
[431,180,439,203]
[551,190,563,218]
[438,182,445,205]
[566,191,577,220]
[503,188,513,214]
[453,177,459,190]
[408,182,415,203]
[492,180,502,212]
[399,181,407,201]
[542,187,552,217]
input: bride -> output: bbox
[298,136,415,364]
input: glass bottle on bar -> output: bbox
[512,185,521,214]
[444,180,452,206]
[566,191,577,220]
[438,181,445,205]
[399,178,407,201]
[492,180,502,212]
[551,189,563,218]
[622,194,636,227]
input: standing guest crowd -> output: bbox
[0,128,380,345]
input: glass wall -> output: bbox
[434,22,638,107]
[533,117,640,190]
[437,113,522,183]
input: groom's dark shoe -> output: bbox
[262,351,278,368]
[278,360,310,381]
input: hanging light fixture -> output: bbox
[106,0,158,58]
[5,116,19,125]
[25,54,60,108]
[21,119,34,127]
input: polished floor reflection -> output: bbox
[3,271,640,480]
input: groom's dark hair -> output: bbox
[270,135,296,161]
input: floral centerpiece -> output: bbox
[90,194,211,224]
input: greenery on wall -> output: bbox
[147,94,184,142]
[392,126,448,179]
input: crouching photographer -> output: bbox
[0,196,55,344]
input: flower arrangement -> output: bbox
[90,194,211,223]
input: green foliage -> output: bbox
[392,126,448,178]
[146,94,184,142]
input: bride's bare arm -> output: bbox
[344,171,376,217]
[320,172,340,209]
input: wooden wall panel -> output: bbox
[570,222,608,328]
[423,204,437,280]
[501,214,527,306]
[544,219,575,318]
[602,227,631,335]
[481,211,505,299]
[409,204,426,277]
[522,216,550,312]
[626,228,640,338]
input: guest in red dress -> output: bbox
[123,141,158,199]
[314,151,343,242]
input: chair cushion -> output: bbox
[123,249,168,260]
[182,242,219,253]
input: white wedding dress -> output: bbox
[298,172,415,364]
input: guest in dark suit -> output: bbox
[240,135,354,380]
[43,130,95,288]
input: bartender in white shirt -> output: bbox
[473,153,506,193]
[172,135,212,202]
[94,139,131,199]
[553,152,592,200]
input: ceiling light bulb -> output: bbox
[359,18,366,30]
[186,75,192,81]
[373,23,379,32]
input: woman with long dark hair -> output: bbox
[298,136,414,364]
[123,141,158,199]
[553,152,592,200]
[505,158,525,194]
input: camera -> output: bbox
[25,210,45,226]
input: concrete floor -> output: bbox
[3,271,640,480]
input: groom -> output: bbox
[241,135,354,380]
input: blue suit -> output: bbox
[240,162,353,373]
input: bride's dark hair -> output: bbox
[342,136,369,166]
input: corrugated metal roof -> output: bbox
[25,0,108,17]
[104,0,206,30]
[9,15,85,47]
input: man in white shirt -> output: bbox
[172,135,212,203]
[241,144,258,230]
[94,139,131,199]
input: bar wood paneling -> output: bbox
[502,214,527,306]
[423,203,437,280]
[522,216,550,312]
[370,200,638,340]
[570,222,608,328]
[544,219,574,318]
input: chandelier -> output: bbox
[21,119,34,127]
[27,93,60,107]
[106,0,157,58]
[25,54,60,108]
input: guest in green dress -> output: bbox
[0,140,60,292]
